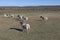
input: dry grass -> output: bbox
[0,13,60,40]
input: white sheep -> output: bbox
[4,14,10,18]
[17,15,23,20]
[20,15,24,20]
[22,23,30,32]
[44,17,48,21]
[17,15,28,21]
[10,14,15,18]
[40,16,48,21]
[20,21,30,31]
[22,16,28,21]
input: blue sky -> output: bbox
[0,0,60,6]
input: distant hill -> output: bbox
[0,6,60,13]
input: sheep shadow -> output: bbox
[35,19,42,21]
[10,28,23,32]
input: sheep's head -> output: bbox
[40,16,43,18]
[20,21,23,25]
[17,15,20,17]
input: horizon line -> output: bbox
[0,5,60,7]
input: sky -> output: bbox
[0,0,60,6]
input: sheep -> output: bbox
[22,16,28,21]
[22,23,30,32]
[10,14,15,18]
[17,15,28,21]
[20,21,30,32]
[20,15,24,20]
[40,16,48,21]
[17,15,23,20]
[3,14,10,18]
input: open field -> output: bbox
[0,6,60,13]
[0,12,60,40]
